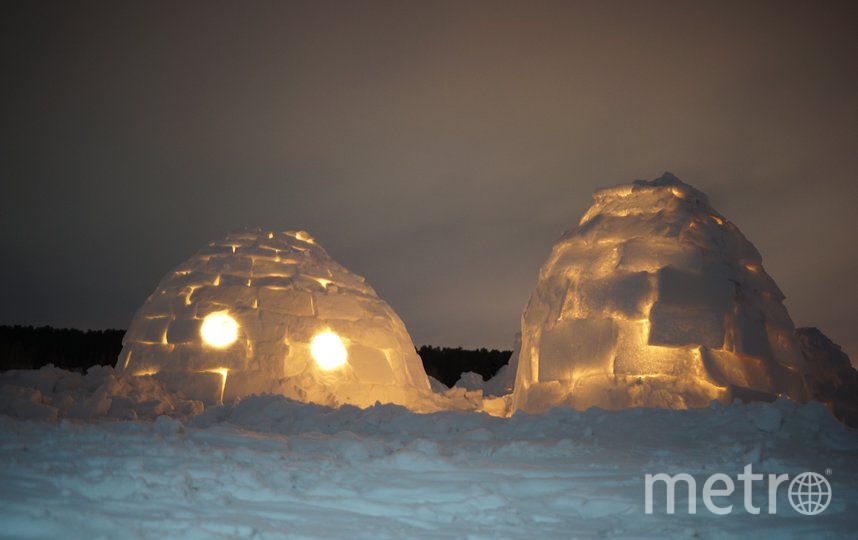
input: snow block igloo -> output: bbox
[512,173,815,414]
[118,230,431,409]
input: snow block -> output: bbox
[166,318,201,344]
[538,318,616,382]
[571,271,653,319]
[251,259,297,278]
[613,321,697,377]
[155,371,223,405]
[654,266,734,312]
[617,238,702,273]
[648,305,725,348]
[700,348,772,391]
[313,292,367,321]
[257,288,314,316]
[345,344,395,385]
[125,317,171,344]
[729,298,772,359]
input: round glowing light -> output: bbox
[310,331,348,370]
[200,312,239,348]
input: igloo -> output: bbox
[512,173,816,413]
[118,230,432,410]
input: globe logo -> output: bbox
[788,472,832,516]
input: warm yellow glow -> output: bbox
[312,277,333,289]
[310,331,348,370]
[184,285,199,305]
[200,368,229,403]
[200,312,239,348]
[205,367,229,379]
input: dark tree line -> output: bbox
[417,345,511,387]
[0,326,511,387]
[0,325,125,372]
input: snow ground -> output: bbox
[1,368,857,539]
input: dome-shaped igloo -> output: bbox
[119,230,431,409]
[512,173,814,413]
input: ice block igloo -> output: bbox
[118,230,432,410]
[511,173,812,413]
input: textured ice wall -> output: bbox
[119,230,431,410]
[512,173,811,413]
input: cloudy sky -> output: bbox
[1,1,856,360]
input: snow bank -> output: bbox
[0,364,501,423]
[1,365,856,539]
[0,365,202,421]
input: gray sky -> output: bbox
[1,1,856,361]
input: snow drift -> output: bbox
[1,364,857,539]
[119,230,432,411]
[512,173,858,424]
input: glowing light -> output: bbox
[200,368,229,403]
[185,285,199,305]
[200,312,239,348]
[309,276,333,289]
[310,331,348,370]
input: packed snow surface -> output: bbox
[1,366,857,539]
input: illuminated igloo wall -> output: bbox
[118,230,431,409]
[512,173,812,413]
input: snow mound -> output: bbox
[482,332,520,398]
[119,230,433,411]
[454,371,486,391]
[0,365,201,421]
[512,173,858,421]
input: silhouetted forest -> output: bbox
[418,345,511,387]
[0,326,511,387]
[0,325,125,372]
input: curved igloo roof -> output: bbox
[512,173,812,413]
[119,230,431,410]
